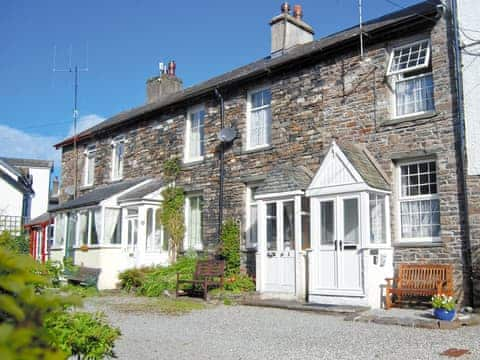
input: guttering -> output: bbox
[214,88,225,240]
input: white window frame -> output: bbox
[111,135,125,181]
[83,144,96,186]
[73,208,101,247]
[245,184,260,249]
[145,207,166,253]
[393,72,435,119]
[53,213,67,249]
[184,105,205,163]
[387,39,431,76]
[184,194,203,250]
[396,159,441,244]
[246,86,272,151]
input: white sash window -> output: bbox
[185,106,205,162]
[111,136,125,180]
[247,88,271,150]
[83,145,96,186]
[185,195,202,250]
[398,160,440,243]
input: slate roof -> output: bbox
[118,178,163,202]
[0,157,53,169]
[338,142,390,191]
[50,178,148,212]
[256,165,314,196]
[25,212,52,226]
[54,1,440,149]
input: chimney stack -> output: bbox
[146,60,183,104]
[270,3,314,57]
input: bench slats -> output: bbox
[385,264,453,309]
[176,259,225,300]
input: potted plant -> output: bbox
[432,294,456,321]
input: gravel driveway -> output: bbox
[85,295,479,360]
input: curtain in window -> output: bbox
[146,208,153,250]
[189,111,204,159]
[154,209,163,251]
[86,153,95,184]
[93,208,102,244]
[113,143,124,179]
[400,199,440,238]
[266,203,277,251]
[187,197,202,249]
[104,208,120,244]
[54,214,65,246]
[249,107,271,147]
[396,75,434,116]
[369,194,386,244]
[78,212,89,245]
[283,201,295,250]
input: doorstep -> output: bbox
[241,297,370,316]
[345,308,480,329]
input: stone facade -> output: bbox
[59,13,476,304]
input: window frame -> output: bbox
[396,159,441,244]
[246,86,272,151]
[184,194,203,251]
[184,105,206,163]
[111,135,126,181]
[245,184,260,249]
[393,72,435,119]
[83,144,96,187]
[145,207,166,253]
[387,39,431,76]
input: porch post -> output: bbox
[294,195,305,300]
[256,200,266,293]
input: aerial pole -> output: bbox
[53,45,88,199]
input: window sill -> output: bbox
[393,241,442,248]
[109,178,123,183]
[50,247,64,251]
[182,158,205,168]
[379,111,438,127]
[241,145,272,155]
[80,184,94,191]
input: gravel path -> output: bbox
[85,295,480,360]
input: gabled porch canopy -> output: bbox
[306,141,390,197]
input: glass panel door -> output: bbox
[283,201,295,251]
[343,198,359,246]
[320,200,335,246]
[266,203,277,251]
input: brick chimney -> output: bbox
[146,60,183,104]
[270,3,314,57]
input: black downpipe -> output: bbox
[215,88,225,241]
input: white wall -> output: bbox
[457,0,480,175]
[30,167,51,219]
[0,177,24,218]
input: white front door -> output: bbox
[264,200,296,293]
[313,194,363,296]
[123,208,140,268]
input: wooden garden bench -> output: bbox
[176,259,225,300]
[385,263,453,309]
[64,266,101,288]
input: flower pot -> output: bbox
[434,308,456,321]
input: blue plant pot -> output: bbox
[434,308,456,321]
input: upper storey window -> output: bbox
[83,144,96,186]
[111,135,125,181]
[387,40,434,118]
[184,106,205,163]
[247,88,272,150]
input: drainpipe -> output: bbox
[214,88,225,241]
[448,0,474,306]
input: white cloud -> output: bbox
[68,114,105,136]
[0,125,61,167]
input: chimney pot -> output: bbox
[293,4,303,19]
[167,60,176,76]
[281,2,290,14]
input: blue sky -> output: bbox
[0,0,421,175]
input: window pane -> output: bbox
[344,198,359,244]
[321,201,334,245]
[90,210,99,245]
[146,208,153,251]
[283,201,295,251]
[301,197,310,250]
[266,203,277,251]
[400,199,440,240]
[105,208,121,244]
[187,196,202,249]
[389,40,429,73]
[370,194,386,244]
[400,161,437,197]
[396,75,434,117]
[188,110,205,159]
[54,214,65,246]
[249,89,271,148]
[78,212,88,246]
[155,209,163,251]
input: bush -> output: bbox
[219,219,240,277]
[44,260,63,287]
[0,231,30,255]
[119,267,155,293]
[0,246,78,359]
[139,255,198,297]
[45,311,121,360]
[223,274,256,293]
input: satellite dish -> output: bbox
[217,127,236,143]
[64,185,75,196]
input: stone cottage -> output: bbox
[51,1,478,308]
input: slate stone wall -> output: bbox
[59,15,475,304]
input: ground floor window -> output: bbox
[126,208,138,251]
[370,193,386,244]
[54,213,66,247]
[301,197,310,250]
[185,195,202,250]
[146,208,167,252]
[75,209,100,246]
[246,184,259,249]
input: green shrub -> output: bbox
[45,311,121,360]
[0,246,78,359]
[44,260,63,287]
[60,284,99,298]
[223,274,256,293]
[219,219,240,277]
[0,231,30,255]
[119,267,155,293]
[139,255,197,297]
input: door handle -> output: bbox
[334,240,337,251]
[339,240,343,250]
